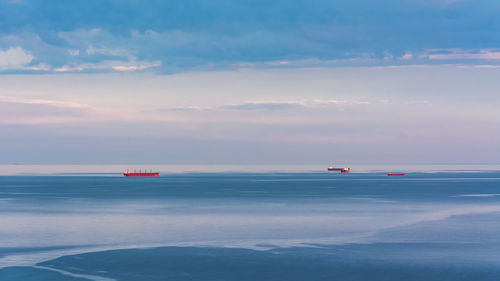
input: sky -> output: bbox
[1,0,499,164]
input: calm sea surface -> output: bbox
[1,168,500,280]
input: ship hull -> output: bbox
[124,173,159,177]
[387,173,405,176]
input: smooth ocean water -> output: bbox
[1,171,500,280]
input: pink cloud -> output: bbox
[426,50,500,60]
[112,61,161,72]
[53,66,84,72]
[472,65,500,69]
[401,53,413,60]
[267,60,291,66]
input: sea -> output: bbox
[1,164,500,281]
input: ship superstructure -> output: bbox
[327,165,350,173]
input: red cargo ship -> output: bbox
[387,172,405,176]
[123,169,159,177]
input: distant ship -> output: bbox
[387,172,405,176]
[123,169,159,177]
[328,165,350,173]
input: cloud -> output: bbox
[2,1,500,73]
[152,102,305,112]
[267,61,291,66]
[310,99,371,107]
[0,96,90,109]
[6,0,25,4]
[402,53,414,60]
[53,65,84,72]
[0,65,499,163]
[471,65,500,69]
[153,99,371,114]
[112,61,162,72]
[222,102,305,111]
[0,96,91,124]
[424,50,500,60]
[163,106,204,112]
[0,47,34,70]
[68,49,80,56]
[86,46,131,58]
[25,63,51,71]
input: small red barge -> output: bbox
[124,169,159,177]
[388,172,405,176]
